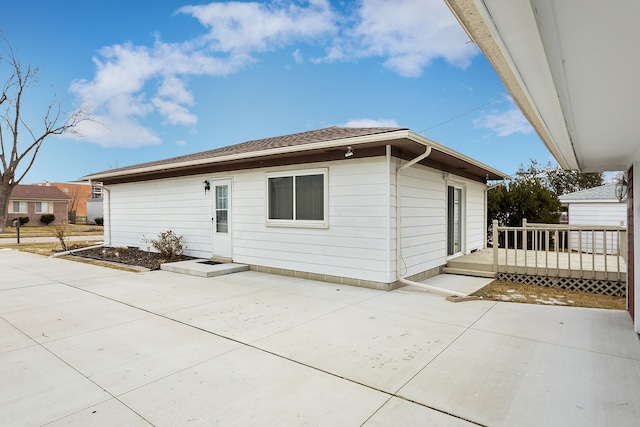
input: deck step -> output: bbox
[442,267,496,279]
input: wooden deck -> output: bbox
[447,248,627,282]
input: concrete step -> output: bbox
[442,267,496,279]
[161,259,249,278]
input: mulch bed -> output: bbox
[72,246,196,270]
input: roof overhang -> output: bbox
[84,130,507,185]
[445,0,640,172]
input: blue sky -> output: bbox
[1,0,555,184]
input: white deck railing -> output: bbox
[492,219,627,281]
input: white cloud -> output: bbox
[343,118,400,128]
[69,0,479,147]
[292,48,303,64]
[178,0,336,53]
[72,115,162,148]
[175,139,187,147]
[316,0,478,76]
[474,107,534,137]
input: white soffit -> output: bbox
[482,0,578,169]
[452,0,640,172]
[530,0,640,171]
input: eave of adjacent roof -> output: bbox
[444,0,579,170]
[84,128,507,183]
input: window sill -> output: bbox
[266,220,329,229]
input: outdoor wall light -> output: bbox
[202,180,210,195]
[345,146,354,158]
[615,175,628,202]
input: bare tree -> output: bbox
[0,36,88,231]
[65,184,81,224]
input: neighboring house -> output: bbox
[445,0,640,331]
[84,127,507,290]
[7,185,71,227]
[559,184,626,255]
[34,181,104,223]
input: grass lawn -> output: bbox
[472,279,626,310]
[0,240,104,253]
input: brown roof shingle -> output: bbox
[93,126,406,176]
[10,185,72,201]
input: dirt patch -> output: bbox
[72,246,195,270]
[472,280,626,310]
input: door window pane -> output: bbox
[447,186,462,255]
[216,210,228,233]
[215,185,229,233]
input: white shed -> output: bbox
[84,127,506,290]
[559,184,626,255]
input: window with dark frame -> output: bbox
[268,172,325,222]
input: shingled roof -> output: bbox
[559,184,618,202]
[94,126,405,176]
[10,185,71,200]
[84,126,507,184]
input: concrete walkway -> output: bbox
[1,250,639,426]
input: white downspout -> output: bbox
[395,145,467,297]
[101,185,112,246]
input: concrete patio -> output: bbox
[1,249,639,426]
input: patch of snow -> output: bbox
[507,289,516,293]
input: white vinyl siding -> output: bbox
[396,164,446,278]
[397,164,487,278]
[465,181,487,251]
[568,202,626,227]
[234,158,392,282]
[567,201,627,254]
[104,155,491,285]
[106,176,214,258]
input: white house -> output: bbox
[559,184,626,255]
[445,0,640,332]
[84,127,506,290]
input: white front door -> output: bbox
[211,178,232,258]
